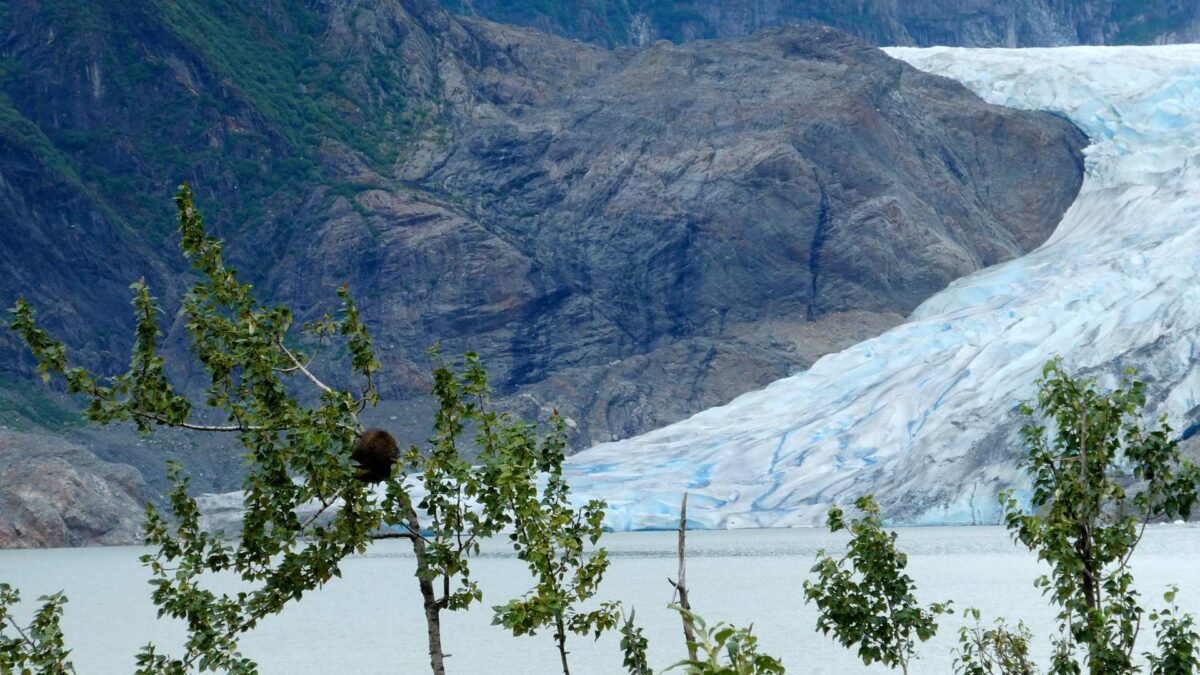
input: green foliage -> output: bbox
[489,410,619,672]
[953,607,1036,675]
[0,0,435,262]
[150,0,414,173]
[620,609,654,675]
[1145,586,1200,675]
[0,92,85,186]
[804,494,950,673]
[10,185,386,672]
[8,185,616,674]
[1001,358,1200,674]
[379,351,505,615]
[665,605,784,674]
[0,584,75,674]
[0,380,82,432]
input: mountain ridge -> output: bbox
[567,44,1200,530]
[444,0,1200,49]
[0,1,1086,545]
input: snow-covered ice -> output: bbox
[565,46,1200,530]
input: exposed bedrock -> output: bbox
[0,1,1086,545]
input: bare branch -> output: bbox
[276,337,365,433]
[276,338,334,396]
[129,409,262,433]
[369,532,417,541]
[273,344,320,374]
[671,492,698,661]
[299,488,345,532]
[130,409,357,439]
[5,615,32,644]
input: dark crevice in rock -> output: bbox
[807,173,832,322]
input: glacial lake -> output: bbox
[3,525,1200,674]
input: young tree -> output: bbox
[1001,358,1200,673]
[378,350,622,675]
[1145,586,1200,675]
[488,412,619,674]
[667,605,784,674]
[804,494,950,674]
[619,609,653,675]
[954,608,1036,675]
[378,350,512,675]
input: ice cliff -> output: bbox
[566,45,1200,530]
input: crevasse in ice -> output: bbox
[564,46,1200,530]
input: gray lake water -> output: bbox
[3,526,1200,674]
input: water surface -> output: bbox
[3,526,1200,673]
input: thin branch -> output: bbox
[1120,518,1150,569]
[130,409,359,440]
[455,483,465,552]
[276,337,365,434]
[5,615,32,644]
[299,488,345,532]
[276,338,334,396]
[273,345,319,374]
[370,532,418,541]
[457,531,481,557]
[399,515,433,544]
[130,409,262,432]
[1127,610,1143,662]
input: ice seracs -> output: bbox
[565,45,1200,530]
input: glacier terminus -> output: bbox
[564,45,1200,530]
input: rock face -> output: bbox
[384,23,1086,443]
[566,44,1200,530]
[0,0,1085,535]
[445,0,1200,48]
[0,432,147,547]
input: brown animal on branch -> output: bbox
[352,428,399,483]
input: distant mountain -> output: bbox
[568,44,1200,530]
[443,0,1200,48]
[0,1,1085,544]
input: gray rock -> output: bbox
[0,432,147,548]
[290,22,1086,448]
[0,1,1086,523]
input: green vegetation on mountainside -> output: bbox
[0,0,431,242]
[0,93,82,185]
[0,381,81,432]
[152,0,414,171]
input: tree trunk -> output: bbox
[555,613,571,675]
[675,493,698,661]
[406,506,447,675]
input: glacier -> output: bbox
[563,45,1200,530]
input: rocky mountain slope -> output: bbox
[567,44,1200,529]
[444,0,1200,48]
[390,24,1086,444]
[0,1,1085,543]
[0,431,146,547]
